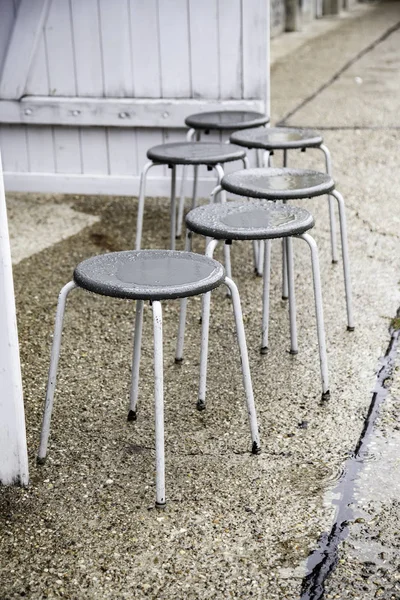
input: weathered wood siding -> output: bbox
[0,0,268,196]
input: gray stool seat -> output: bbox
[186,200,314,240]
[230,126,323,150]
[185,111,269,132]
[147,142,245,166]
[222,167,335,200]
[74,250,225,301]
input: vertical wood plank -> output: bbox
[136,128,164,173]
[107,128,138,176]
[98,0,133,97]
[129,0,161,98]
[44,0,77,95]
[0,125,29,172]
[26,126,55,173]
[158,0,191,98]
[0,0,16,76]
[80,129,109,175]
[218,0,242,99]
[70,0,104,96]
[242,0,267,101]
[53,127,82,174]
[188,0,219,99]
[25,35,49,95]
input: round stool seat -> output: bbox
[222,168,335,201]
[230,126,323,150]
[186,200,314,240]
[147,142,245,166]
[185,111,269,132]
[74,250,225,300]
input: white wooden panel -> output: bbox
[107,128,138,176]
[80,129,108,175]
[158,0,191,98]
[98,0,133,97]
[53,127,82,174]
[0,0,16,76]
[0,0,50,99]
[188,0,219,99]
[26,126,55,173]
[70,0,103,96]
[0,151,29,486]
[129,0,161,98]
[242,0,268,101]
[25,35,49,96]
[0,97,264,127]
[218,0,242,99]
[44,0,76,96]
[0,125,29,172]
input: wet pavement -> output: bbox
[1,2,400,598]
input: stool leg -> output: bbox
[191,131,201,210]
[176,165,187,239]
[298,233,330,400]
[331,189,355,331]
[152,300,166,509]
[261,239,272,354]
[256,240,264,277]
[286,237,298,355]
[175,231,192,363]
[224,277,261,454]
[198,239,220,410]
[210,184,223,204]
[135,161,156,251]
[170,165,177,250]
[37,281,77,464]
[320,143,339,264]
[282,151,289,299]
[128,299,144,421]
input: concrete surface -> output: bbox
[0,2,400,598]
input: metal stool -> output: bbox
[37,250,260,508]
[217,167,354,332]
[177,201,330,402]
[230,126,337,278]
[135,142,247,251]
[177,110,269,237]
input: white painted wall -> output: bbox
[0,150,29,486]
[0,0,269,196]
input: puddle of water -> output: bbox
[299,312,400,600]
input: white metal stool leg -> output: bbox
[128,299,144,421]
[198,239,219,410]
[176,165,187,239]
[286,236,298,355]
[320,143,339,264]
[298,233,330,399]
[281,151,289,299]
[175,231,192,363]
[135,161,157,250]
[224,277,261,454]
[170,166,177,250]
[37,281,77,464]
[331,189,355,331]
[261,239,272,354]
[152,300,166,509]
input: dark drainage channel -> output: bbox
[300,308,400,600]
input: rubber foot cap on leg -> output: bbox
[127,409,137,422]
[255,270,263,278]
[155,501,166,510]
[252,441,261,455]
[175,357,183,364]
[347,326,355,332]
[197,399,206,411]
[37,456,46,466]
[321,390,331,402]
[260,346,268,355]
[282,295,288,301]
[332,259,339,264]
[289,349,298,355]
[175,234,181,240]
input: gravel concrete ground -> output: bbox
[1,2,400,598]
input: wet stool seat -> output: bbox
[147,142,245,166]
[73,250,225,301]
[185,110,269,132]
[186,201,314,241]
[221,168,335,201]
[230,126,323,150]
